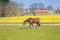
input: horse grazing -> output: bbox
[23,18,40,27]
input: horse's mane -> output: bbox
[24,18,31,22]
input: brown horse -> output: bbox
[23,18,40,27]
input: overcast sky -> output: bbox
[11,0,60,8]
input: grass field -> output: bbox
[0,26,60,40]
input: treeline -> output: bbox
[28,3,60,15]
[0,0,60,17]
[0,0,23,17]
[29,3,54,12]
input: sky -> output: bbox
[11,0,60,8]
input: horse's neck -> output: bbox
[25,19,30,22]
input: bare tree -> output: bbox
[29,3,45,15]
[47,5,53,10]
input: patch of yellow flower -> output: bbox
[0,15,60,23]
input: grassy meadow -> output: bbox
[0,26,60,40]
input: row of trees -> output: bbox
[29,3,53,12]
[0,0,23,17]
[0,0,60,16]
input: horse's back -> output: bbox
[29,18,40,23]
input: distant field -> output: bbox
[0,15,60,23]
[0,26,60,40]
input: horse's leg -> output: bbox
[31,23,33,27]
[38,22,40,27]
[35,22,40,29]
[29,23,31,28]
[29,23,33,28]
[37,22,40,27]
[35,23,38,28]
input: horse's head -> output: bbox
[23,18,30,25]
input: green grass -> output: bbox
[0,26,60,40]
